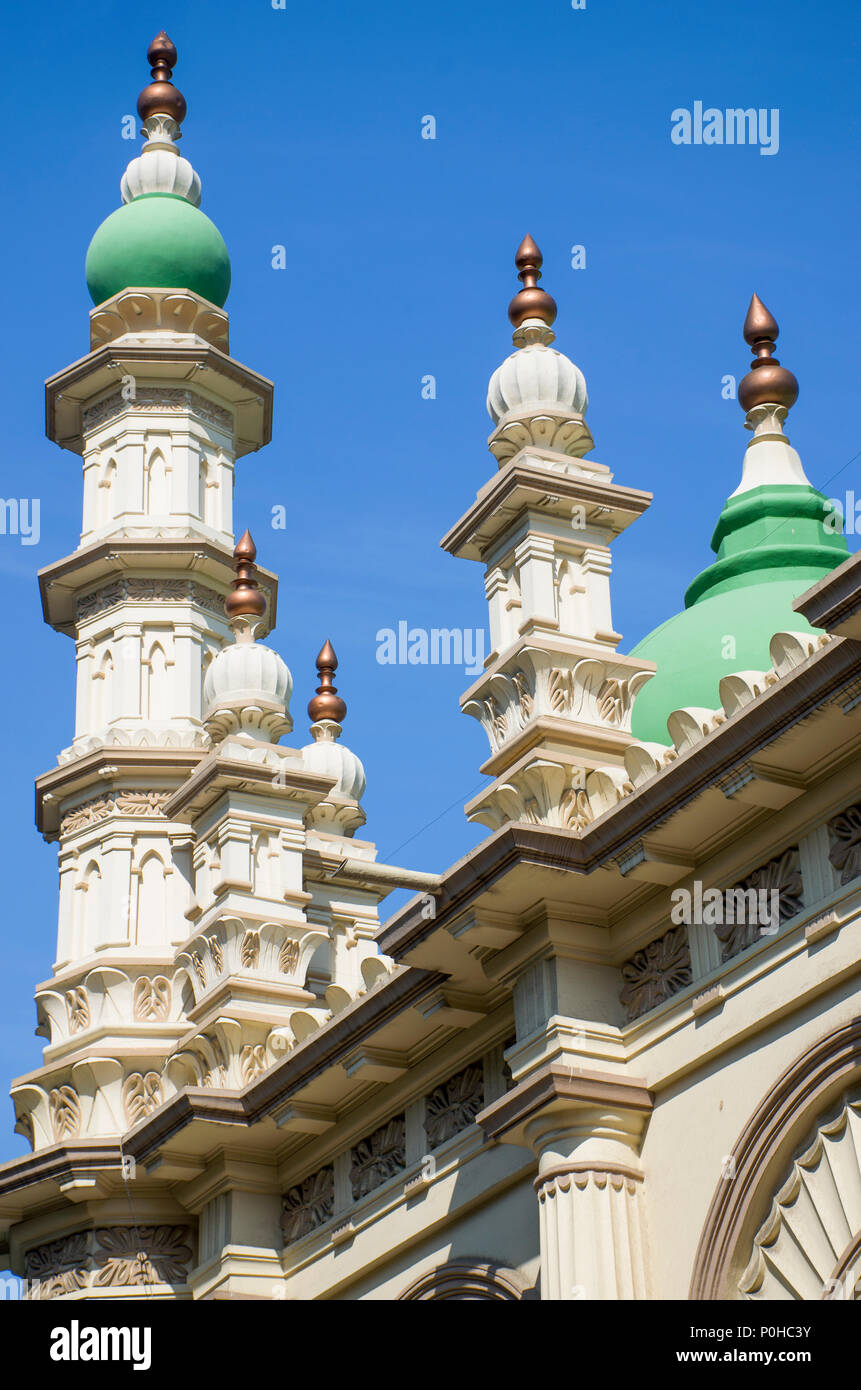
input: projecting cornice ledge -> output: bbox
[794,549,861,641]
[378,634,861,964]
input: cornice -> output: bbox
[378,635,861,962]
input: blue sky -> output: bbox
[0,0,858,1162]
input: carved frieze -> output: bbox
[281,1166,335,1242]
[463,648,653,759]
[24,1233,89,1299]
[76,578,227,623]
[83,387,232,435]
[620,925,693,1022]
[715,847,803,962]
[828,803,861,886]
[93,1226,193,1287]
[61,791,169,835]
[350,1117,406,1200]
[425,1064,484,1149]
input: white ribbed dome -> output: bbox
[487,343,588,424]
[302,736,366,801]
[121,151,202,207]
[204,642,292,713]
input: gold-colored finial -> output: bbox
[225,530,266,620]
[307,640,347,725]
[137,31,187,124]
[507,235,558,330]
[738,293,799,413]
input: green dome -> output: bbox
[85,194,231,308]
[630,484,847,745]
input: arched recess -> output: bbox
[136,850,167,948]
[142,639,170,721]
[143,446,169,515]
[91,649,114,729]
[690,1018,861,1300]
[74,860,101,956]
[398,1259,526,1301]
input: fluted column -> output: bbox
[527,1105,648,1299]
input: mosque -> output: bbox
[0,33,859,1301]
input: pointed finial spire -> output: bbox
[137,31,187,124]
[225,530,267,620]
[507,235,558,331]
[738,293,799,413]
[308,640,347,725]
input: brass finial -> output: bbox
[308,640,347,725]
[137,31,187,124]
[507,235,558,330]
[225,530,266,620]
[738,293,799,413]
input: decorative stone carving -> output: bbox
[61,790,169,834]
[76,579,227,623]
[279,939,300,975]
[715,848,803,962]
[467,762,593,832]
[240,930,260,968]
[463,648,653,759]
[239,1043,267,1084]
[49,1085,81,1140]
[620,925,693,1021]
[350,1117,407,1200]
[827,803,861,886]
[190,952,206,989]
[133,975,170,1020]
[24,1233,89,1299]
[740,1100,861,1300]
[122,1071,163,1125]
[82,387,232,436]
[281,1166,335,1242]
[207,936,224,974]
[93,1226,193,1287]
[425,1064,485,1149]
[64,987,90,1033]
[89,288,228,352]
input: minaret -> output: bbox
[441,238,656,831]
[12,36,276,1150]
[629,294,847,743]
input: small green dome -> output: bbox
[85,193,231,308]
[630,484,847,744]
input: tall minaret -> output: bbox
[441,238,656,831]
[12,35,277,1150]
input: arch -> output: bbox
[91,648,114,729]
[142,639,169,721]
[690,1018,861,1300]
[74,860,101,956]
[555,554,587,638]
[398,1259,526,1301]
[136,850,167,948]
[143,446,169,515]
